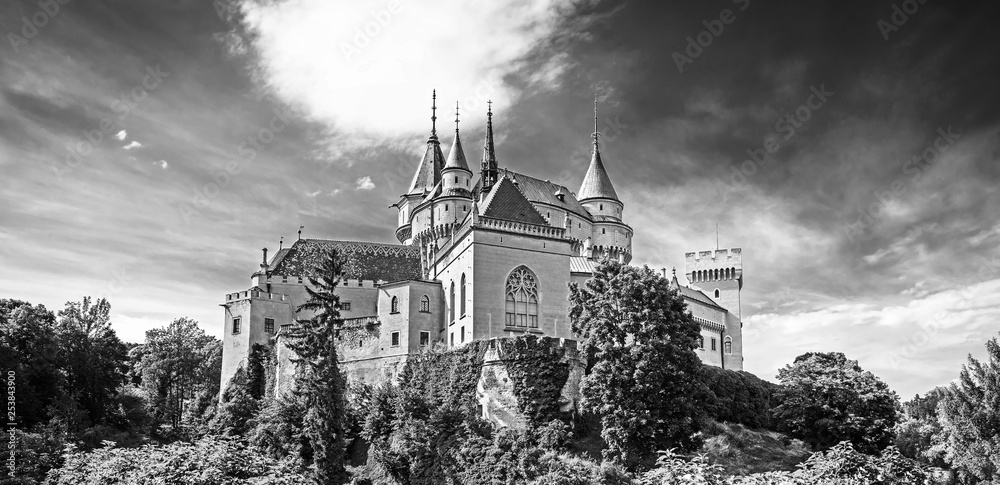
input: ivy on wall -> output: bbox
[497,335,575,427]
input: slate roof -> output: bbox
[676,285,725,311]
[479,176,549,225]
[501,169,592,219]
[269,239,421,282]
[577,146,619,201]
[407,138,446,195]
[444,131,471,172]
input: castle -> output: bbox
[220,93,745,393]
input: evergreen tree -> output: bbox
[285,248,350,484]
[938,333,1000,482]
[773,352,899,454]
[568,259,705,469]
[210,366,260,436]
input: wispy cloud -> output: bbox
[123,140,142,150]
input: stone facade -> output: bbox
[220,101,747,395]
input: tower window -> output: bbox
[461,326,465,343]
[505,266,539,328]
[264,318,274,334]
[454,176,458,183]
[449,281,455,323]
[450,333,454,346]
[724,336,733,355]
[714,289,720,298]
[341,301,351,311]
[602,228,606,234]
[420,295,430,313]
[232,317,241,335]
[699,336,705,349]
[600,203,603,210]
[391,331,400,347]
[445,205,449,212]
[711,338,717,351]
[420,331,430,346]
[390,296,399,314]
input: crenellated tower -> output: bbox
[685,248,743,320]
[578,97,632,263]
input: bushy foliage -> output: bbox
[43,437,306,484]
[248,394,309,464]
[528,452,633,485]
[937,334,1000,483]
[699,366,779,430]
[210,367,260,437]
[0,300,62,429]
[498,336,573,427]
[569,260,706,468]
[640,441,930,485]
[773,352,899,453]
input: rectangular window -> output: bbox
[264,318,274,334]
[450,333,454,346]
[711,338,717,351]
[341,301,351,311]
[391,331,400,347]
[232,317,241,334]
[420,331,430,346]
[460,326,465,343]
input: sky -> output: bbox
[1,0,999,398]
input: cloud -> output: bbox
[123,140,142,150]
[115,130,127,141]
[306,190,321,197]
[159,160,168,169]
[234,0,577,138]
[355,176,375,191]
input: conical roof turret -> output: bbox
[407,90,446,194]
[444,102,471,173]
[577,98,619,201]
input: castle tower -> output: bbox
[395,90,447,244]
[480,100,499,196]
[685,248,743,320]
[437,102,473,226]
[578,97,631,263]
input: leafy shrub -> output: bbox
[529,452,633,485]
[699,366,779,430]
[43,437,306,484]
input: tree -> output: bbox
[211,366,260,437]
[55,297,128,428]
[132,317,220,429]
[568,260,706,468]
[937,334,1000,482]
[773,352,899,454]
[0,299,62,429]
[284,249,350,484]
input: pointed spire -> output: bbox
[407,90,446,194]
[430,89,438,140]
[444,101,470,172]
[481,100,499,192]
[578,96,619,201]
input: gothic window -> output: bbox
[460,273,467,316]
[714,289,720,298]
[390,296,399,314]
[504,266,539,328]
[724,336,733,355]
[420,295,430,313]
[264,318,274,334]
[232,317,241,334]
[449,281,455,322]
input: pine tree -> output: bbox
[568,259,705,469]
[284,248,350,484]
[938,334,1000,482]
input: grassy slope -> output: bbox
[700,420,812,476]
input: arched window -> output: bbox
[420,295,430,313]
[390,296,399,314]
[449,281,455,322]
[460,273,467,316]
[714,289,720,298]
[724,336,733,355]
[505,266,539,328]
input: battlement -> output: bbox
[260,275,382,288]
[684,248,743,287]
[224,289,291,303]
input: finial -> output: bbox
[455,101,460,132]
[279,236,283,250]
[431,90,438,137]
[487,100,492,116]
[592,94,601,147]
[672,267,677,278]
[262,247,268,265]
[298,224,304,240]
